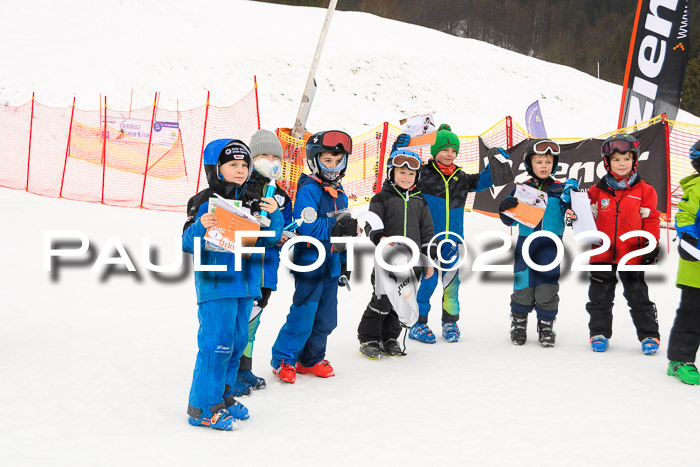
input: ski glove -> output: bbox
[560,178,579,204]
[678,233,699,262]
[640,240,660,265]
[331,216,360,237]
[498,196,519,225]
[391,133,411,153]
[564,209,578,227]
[422,243,440,263]
[499,196,519,213]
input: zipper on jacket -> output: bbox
[434,164,461,239]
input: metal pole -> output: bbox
[291,0,338,139]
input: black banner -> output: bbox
[474,122,669,215]
[618,0,690,127]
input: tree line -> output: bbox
[255,0,700,117]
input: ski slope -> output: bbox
[1,1,699,466]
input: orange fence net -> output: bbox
[0,88,698,214]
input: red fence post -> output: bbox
[26,92,35,192]
[140,92,159,209]
[254,76,261,130]
[375,122,389,193]
[59,97,76,198]
[101,97,108,204]
[505,116,513,149]
[196,91,211,194]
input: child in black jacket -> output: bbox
[358,149,436,358]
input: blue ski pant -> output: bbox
[271,262,338,368]
[417,242,461,323]
[511,235,560,322]
[187,297,253,419]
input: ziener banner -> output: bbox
[618,0,690,127]
[474,122,669,216]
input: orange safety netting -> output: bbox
[0,90,698,214]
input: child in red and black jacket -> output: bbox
[586,134,661,354]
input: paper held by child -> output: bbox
[204,195,261,253]
[570,190,601,244]
[373,242,419,327]
[399,112,437,149]
[502,184,548,228]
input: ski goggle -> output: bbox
[311,131,353,154]
[532,140,561,156]
[389,151,422,170]
[690,148,700,159]
[602,138,640,157]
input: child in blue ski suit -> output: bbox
[229,129,294,397]
[182,139,283,430]
[393,124,496,344]
[498,139,577,347]
[270,130,359,383]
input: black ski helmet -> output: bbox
[523,139,560,179]
[690,140,700,173]
[601,133,640,174]
[305,130,352,184]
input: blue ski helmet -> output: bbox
[306,130,352,183]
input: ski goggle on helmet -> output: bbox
[388,150,422,171]
[531,139,561,156]
[308,130,353,154]
[601,134,640,157]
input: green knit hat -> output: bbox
[430,123,460,157]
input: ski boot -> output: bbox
[188,409,236,431]
[273,360,296,384]
[590,335,609,352]
[238,370,266,390]
[230,379,252,397]
[359,341,383,360]
[382,338,405,357]
[223,397,250,420]
[537,320,556,347]
[296,360,335,378]
[641,337,660,355]
[408,323,436,344]
[441,322,460,343]
[667,361,700,385]
[510,312,528,345]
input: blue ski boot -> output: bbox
[230,379,252,397]
[641,337,660,355]
[442,322,460,343]
[224,398,250,420]
[188,409,236,431]
[238,370,266,390]
[590,335,609,352]
[409,323,436,344]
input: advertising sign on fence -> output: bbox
[102,117,180,148]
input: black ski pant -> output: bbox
[668,286,700,363]
[585,266,659,341]
[357,272,402,344]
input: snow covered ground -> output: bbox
[2,1,700,466]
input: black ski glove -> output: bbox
[640,241,660,265]
[679,234,699,262]
[499,196,519,213]
[498,196,519,225]
[422,243,439,262]
[332,216,359,237]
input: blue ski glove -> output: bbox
[391,133,411,153]
[561,178,579,204]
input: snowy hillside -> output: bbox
[1,0,698,138]
[2,1,700,466]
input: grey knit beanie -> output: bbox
[249,129,283,159]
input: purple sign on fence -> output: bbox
[525,100,548,139]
